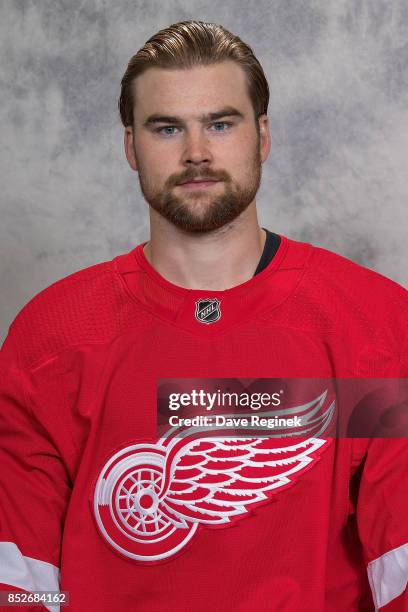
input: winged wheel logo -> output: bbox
[93,390,334,562]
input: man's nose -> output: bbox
[181,130,213,165]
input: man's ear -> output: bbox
[124,126,138,172]
[258,114,271,163]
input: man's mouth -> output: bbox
[177,179,220,188]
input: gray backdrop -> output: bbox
[1,0,407,342]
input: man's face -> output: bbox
[124,60,270,233]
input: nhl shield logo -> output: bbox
[195,298,221,324]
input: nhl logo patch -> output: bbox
[195,298,221,324]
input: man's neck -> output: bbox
[143,204,266,291]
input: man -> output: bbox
[0,20,407,611]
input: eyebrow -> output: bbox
[143,106,245,128]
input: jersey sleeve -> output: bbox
[0,323,72,612]
[354,437,408,610]
[354,333,408,611]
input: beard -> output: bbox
[134,143,262,233]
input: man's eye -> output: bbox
[155,126,179,136]
[211,121,232,132]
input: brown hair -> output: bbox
[118,20,269,135]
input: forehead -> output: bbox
[132,60,251,121]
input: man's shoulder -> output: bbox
[290,239,408,340]
[306,240,408,303]
[5,254,133,369]
[277,239,408,371]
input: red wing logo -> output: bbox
[93,391,334,563]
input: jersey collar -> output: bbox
[114,234,312,337]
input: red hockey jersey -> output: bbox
[0,233,407,611]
